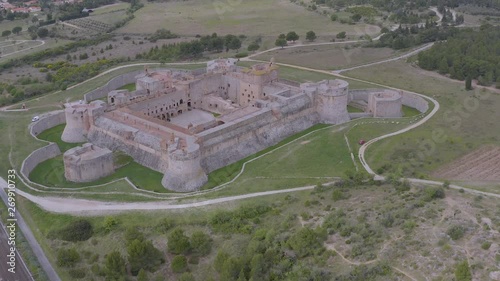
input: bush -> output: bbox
[168,228,191,254]
[481,241,491,250]
[423,186,445,201]
[171,255,188,273]
[57,248,80,267]
[287,227,324,257]
[247,42,260,51]
[58,219,93,241]
[447,225,465,240]
[127,239,164,275]
[455,260,472,281]
[68,268,86,279]
[190,231,212,256]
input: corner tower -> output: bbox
[301,79,350,124]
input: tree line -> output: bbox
[417,24,500,87]
[138,33,244,61]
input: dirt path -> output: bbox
[0,40,45,59]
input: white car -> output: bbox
[31,116,39,122]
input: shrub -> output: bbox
[68,268,86,279]
[455,260,472,281]
[423,186,445,201]
[287,227,324,257]
[57,248,80,267]
[168,228,191,254]
[247,42,260,51]
[190,231,212,256]
[447,225,465,240]
[481,241,491,250]
[58,219,93,241]
[155,218,175,233]
[171,255,188,273]
[127,239,164,275]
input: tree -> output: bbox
[250,254,266,280]
[2,30,11,37]
[37,27,49,38]
[127,239,163,275]
[214,251,230,273]
[287,227,323,258]
[31,16,39,24]
[306,31,316,42]
[247,42,260,51]
[168,228,191,254]
[465,75,472,90]
[220,257,242,281]
[330,14,338,21]
[286,31,299,42]
[12,26,22,35]
[351,13,362,22]
[275,38,287,48]
[137,269,148,281]
[171,255,188,273]
[455,261,472,281]
[278,33,286,39]
[228,37,242,51]
[58,219,93,242]
[105,251,126,281]
[336,31,346,39]
[190,231,212,256]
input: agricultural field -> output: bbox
[254,43,398,70]
[118,0,381,37]
[432,145,500,181]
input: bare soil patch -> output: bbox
[433,145,500,181]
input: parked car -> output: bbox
[31,116,39,122]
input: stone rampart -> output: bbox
[199,105,319,172]
[84,70,143,102]
[63,143,114,182]
[30,110,65,136]
[21,143,61,178]
[349,89,429,113]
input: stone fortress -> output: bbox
[58,58,421,192]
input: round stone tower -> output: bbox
[61,102,90,143]
[302,79,350,124]
[162,137,207,192]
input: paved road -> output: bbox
[0,178,61,281]
[0,220,33,281]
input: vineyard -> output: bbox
[433,145,500,181]
[65,18,112,33]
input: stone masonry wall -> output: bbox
[199,94,319,172]
[84,70,143,102]
[21,143,61,178]
[30,110,65,136]
[349,89,429,113]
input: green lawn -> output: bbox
[117,83,136,91]
[347,105,364,113]
[36,124,83,152]
[402,104,421,117]
[29,156,167,192]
